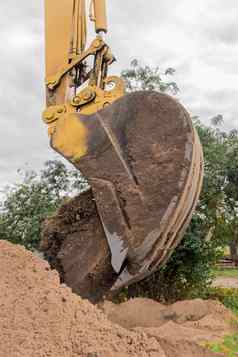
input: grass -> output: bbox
[204,285,238,356]
[214,268,238,278]
[205,334,238,356]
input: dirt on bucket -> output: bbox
[0,240,230,357]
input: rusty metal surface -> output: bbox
[48,91,203,296]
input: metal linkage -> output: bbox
[44,0,124,122]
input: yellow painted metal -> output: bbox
[90,0,108,33]
[50,113,88,162]
[43,77,125,125]
[75,77,125,115]
[45,0,73,78]
[45,0,74,107]
[46,37,105,90]
[45,0,88,78]
[43,77,124,160]
[44,0,124,165]
[42,105,67,124]
[69,0,87,58]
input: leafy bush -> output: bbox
[0,160,88,250]
[202,287,238,315]
[214,268,238,278]
[117,213,223,303]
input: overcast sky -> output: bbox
[0,0,238,190]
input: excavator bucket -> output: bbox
[43,90,203,300]
[42,0,203,301]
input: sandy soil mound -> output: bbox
[213,276,238,288]
[100,299,168,328]
[101,297,235,345]
[0,240,226,357]
[0,241,162,357]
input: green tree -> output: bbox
[121,59,179,93]
[0,160,88,250]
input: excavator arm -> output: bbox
[42,0,204,300]
[44,0,124,111]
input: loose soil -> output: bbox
[0,240,233,357]
[40,189,116,303]
[213,277,238,288]
[100,298,235,342]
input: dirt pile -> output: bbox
[101,298,235,344]
[0,240,161,357]
[0,240,228,357]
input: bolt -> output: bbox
[47,80,57,90]
[93,39,101,48]
[43,111,55,121]
[72,96,81,105]
[57,106,64,114]
[83,90,93,101]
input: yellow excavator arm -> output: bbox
[44,0,124,112]
[45,0,107,74]
[43,0,125,163]
[42,0,204,301]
